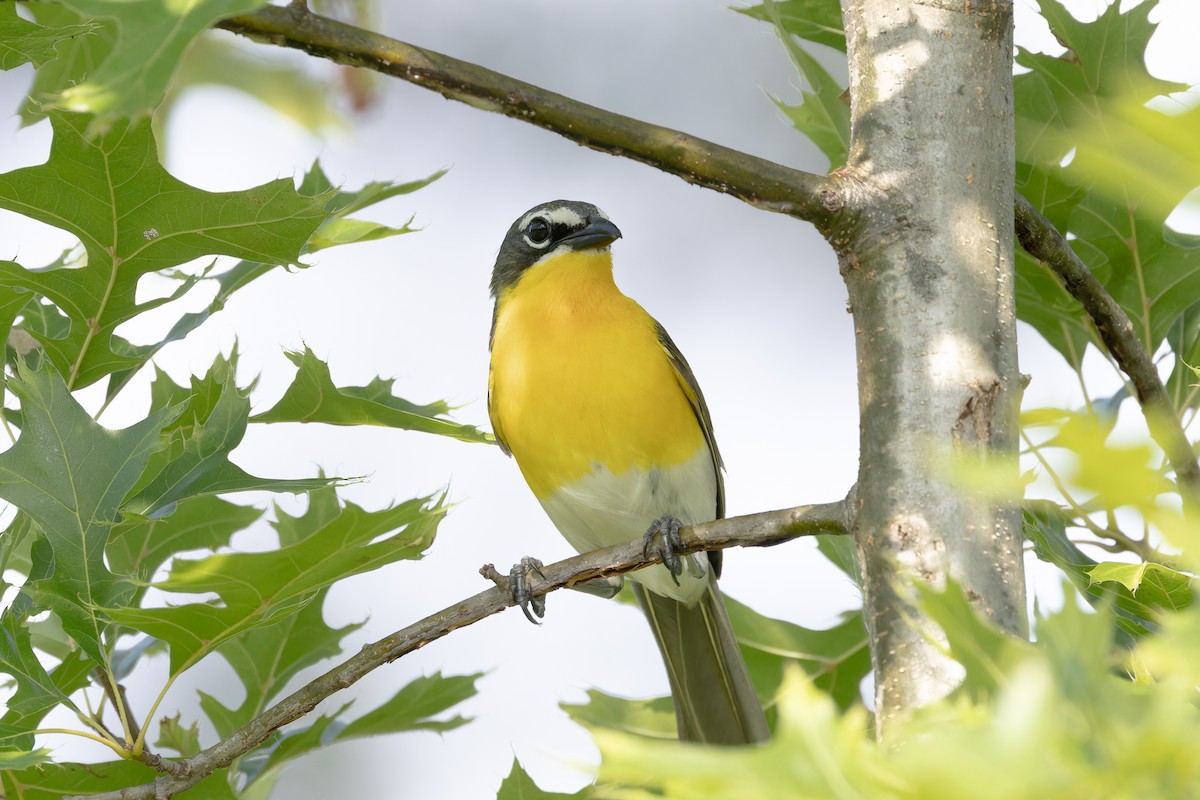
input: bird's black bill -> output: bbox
[560,218,622,250]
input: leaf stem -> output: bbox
[30,728,130,758]
[134,673,181,757]
[100,669,136,750]
[0,409,15,444]
[74,707,120,744]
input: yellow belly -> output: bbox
[489,250,706,499]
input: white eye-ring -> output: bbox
[523,217,552,248]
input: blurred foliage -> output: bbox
[592,589,1200,800]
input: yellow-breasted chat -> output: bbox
[487,200,769,745]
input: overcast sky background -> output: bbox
[1,0,1198,797]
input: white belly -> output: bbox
[537,446,717,606]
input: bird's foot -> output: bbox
[643,514,686,587]
[508,556,547,624]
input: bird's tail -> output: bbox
[632,580,770,745]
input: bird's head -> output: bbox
[489,200,622,300]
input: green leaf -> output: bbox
[915,578,1035,699]
[98,161,442,402]
[564,596,869,742]
[0,361,177,663]
[124,354,335,517]
[335,171,445,212]
[107,492,444,676]
[50,0,269,130]
[252,346,494,445]
[1023,502,1162,642]
[595,668,879,799]
[763,1,850,169]
[18,3,117,125]
[0,111,331,390]
[1165,300,1200,413]
[0,749,53,769]
[335,671,480,740]
[1140,602,1200,687]
[300,162,446,217]
[588,587,1200,799]
[561,691,677,739]
[1087,561,1193,612]
[305,217,417,251]
[238,672,478,796]
[1070,191,1200,360]
[198,588,361,738]
[0,597,80,751]
[1028,409,1173,509]
[1014,0,1200,364]
[1013,247,1095,372]
[107,495,263,589]
[154,713,201,757]
[816,532,861,587]
[736,0,845,52]
[166,33,344,133]
[239,706,349,793]
[497,759,589,800]
[0,2,97,70]
[0,761,237,799]
[196,691,243,746]
[196,493,369,736]
[725,596,869,710]
[0,512,37,590]
[109,634,162,680]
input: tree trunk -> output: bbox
[835,0,1027,735]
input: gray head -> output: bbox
[489,200,622,300]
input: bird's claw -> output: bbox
[643,514,686,587]
[508,556,547,624]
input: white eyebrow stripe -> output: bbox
[518,206,588,230]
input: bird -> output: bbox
[486,199,769,745]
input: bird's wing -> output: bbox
[655,321,724,520]
[487,362,512,456]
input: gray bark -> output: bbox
[836,0,1027,734]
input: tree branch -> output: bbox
[1014,194,1200,495]
[214,8,1197,499]
[214,4,1200,492]
[215,3,841,226]
[67,501,849,800]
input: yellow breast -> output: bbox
[489,249,706,498]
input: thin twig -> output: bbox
[215,4,841,227]
[1014,194,1200,498]
[65,500,849,800]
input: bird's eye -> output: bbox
[524,218,552,247]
